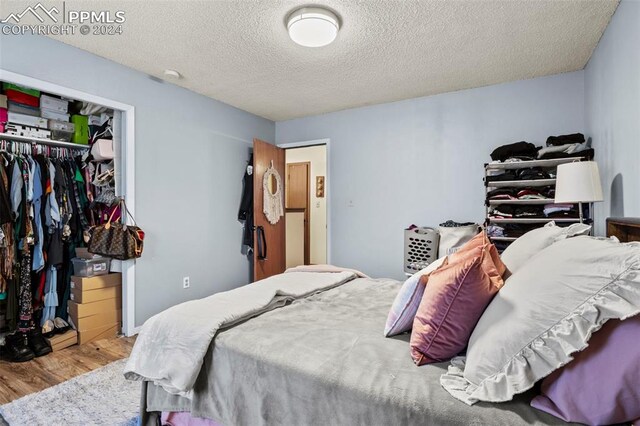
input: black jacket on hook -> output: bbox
[238,154,253,249]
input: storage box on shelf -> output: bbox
[7,101,40,117]
[484,156,592,250]
[71,256,111,277]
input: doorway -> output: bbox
[284,145,327,268]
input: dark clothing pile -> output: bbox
[489,133,593,162]
[238,154,254,250]
[486,167,551,183]
[490,142,539,162]
[546,133,585,146]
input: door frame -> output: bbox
[285,161,310,265]
[0,69,138,337]
[278,138,331,264]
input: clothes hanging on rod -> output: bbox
[0,137,117,361]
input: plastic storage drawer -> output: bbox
[41,109,70,121]
[40,94,69,113]
[71,257,111,277]
[51,129,73,142]
[48,119,75,132]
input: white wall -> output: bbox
[285,212,305,268]
[0,33,275,326]
[584,0,640,235]
[276,72,586,279]
[285,145,328,265]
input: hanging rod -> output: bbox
[0,132,90,150]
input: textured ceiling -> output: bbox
[2,0,619,121]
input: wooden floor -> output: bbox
[0,336,136,404]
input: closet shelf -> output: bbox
[485,179,556,188]
[0,132,90,150]
[487,199,552,205]
[484,158,583,170]
[488,236,518,242]
[488,217,581,224]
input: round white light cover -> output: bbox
[287,7,339,47]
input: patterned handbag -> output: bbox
[88,199,144,260]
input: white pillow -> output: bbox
[500,221,591,275]
[441,236,640,405]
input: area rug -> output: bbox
[0,358,140,426]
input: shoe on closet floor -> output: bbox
[27,328,52,357]
[53,317,71,335]
[4,332,36,362]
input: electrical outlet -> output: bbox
[183,276,190,289]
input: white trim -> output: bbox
[0,69,139,337]
[278,138,331,264]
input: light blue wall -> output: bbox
[277,72,586,279]
[0,33,275,326]
[585,0,640,235]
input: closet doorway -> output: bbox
[283,143,327,268]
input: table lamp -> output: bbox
[555,161,604,224]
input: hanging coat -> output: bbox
[238,154,254,249]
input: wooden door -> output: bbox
[253,139,286,281]
[286,162,310,265]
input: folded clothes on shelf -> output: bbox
[538,147,594,160]
[543,203,575,216]
[485,170,517,182]
[517,167,551,180]
[546,133,585,146]
[486,167,551,182]
[487,188,518,199]
[486,225,505,238]
[490,141,540,162]
[537,142,588,158]
[490,205,545,219]
[503,223,541,237]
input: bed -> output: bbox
[133,219,638,426]
[136,279,568,425]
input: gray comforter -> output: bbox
[143,277,569,425]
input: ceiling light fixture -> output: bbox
[287,7,340,48]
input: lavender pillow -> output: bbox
[531,315,640,425]
[384,257,446,337]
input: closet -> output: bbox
[0,79,125,361]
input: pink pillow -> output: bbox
[410,242,505,365]
[531,315,640,425]
[450,231,506,277]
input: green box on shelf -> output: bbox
[2,83,40,98]
[71,114,90,145]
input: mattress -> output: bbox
[142,277,570,425]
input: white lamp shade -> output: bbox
[555,161,604,203]
[287,7,339,47]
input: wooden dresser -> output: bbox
[606,217,640,242]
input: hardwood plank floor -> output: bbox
[0,336,135,404]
